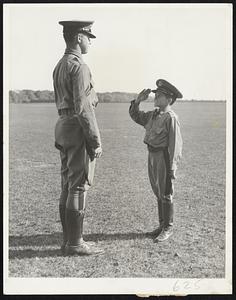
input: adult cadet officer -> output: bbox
[129,79,183,242]
[53,20,103,255]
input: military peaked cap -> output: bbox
[59,20,96,38]
[152,79,183,105]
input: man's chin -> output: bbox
[82,50,89,55]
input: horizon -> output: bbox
[9,89,226,101]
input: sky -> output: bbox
[4,3,232,100]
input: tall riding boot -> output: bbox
[149,199,164,236]
[65,190,104,256]
[163,201,173,228]
[66,209,84,245]
[154,202,174,242]
[65,208,104,255]
[59,204,67,254]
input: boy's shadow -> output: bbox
[9,231,153,259]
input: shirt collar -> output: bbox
[160,107,172,115]
[153,107,172,117]
[64,47,82,59]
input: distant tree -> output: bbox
[9,91,19,103]
[103,93,113,103]
[97,93,104,103]
[24,90,38,102]
[34,90,54,102]
[17,90,31,103]
[9,90,154,104]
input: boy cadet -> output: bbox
[129,79,183,242]
[53,20,103,255]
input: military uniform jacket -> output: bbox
[129,100,182,171]
[53,48,101,151]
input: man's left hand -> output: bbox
[94,146,102,158]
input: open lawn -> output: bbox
[8,101,226,278]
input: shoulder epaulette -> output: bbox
[167,110,177,119]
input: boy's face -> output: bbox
[154,91,171,108]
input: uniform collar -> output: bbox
[153,107,172,117]
[64,47,82,59]
[160,107,172,115]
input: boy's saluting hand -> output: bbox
[135,89,152,104]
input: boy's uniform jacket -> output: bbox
[129,100,182,171]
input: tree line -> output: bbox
[9,90,150,103]
[9,90,225,103]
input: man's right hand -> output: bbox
[135,89,152,104]
[170,169,177,180]
[94,146,102,158]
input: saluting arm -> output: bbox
[129,89,152,127]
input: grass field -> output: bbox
[8,101,226,278]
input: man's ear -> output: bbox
[77,34,82,43]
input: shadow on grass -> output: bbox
[9,231,153,259]
[9,248,64,259]
[9,231,152,246]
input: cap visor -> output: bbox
[85,32,96,39]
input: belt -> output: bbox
[58,108,76,116]
[147,145,167,152]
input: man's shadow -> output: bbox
[9,231,153,259]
